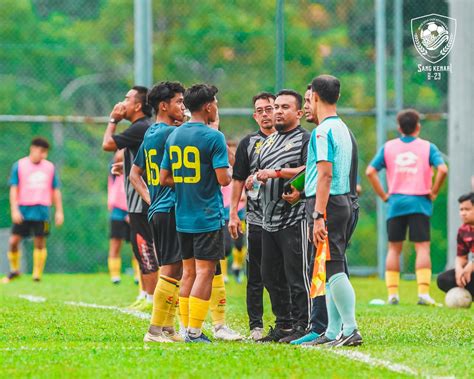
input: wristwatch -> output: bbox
[274,167,282,178]
[109,118,118,124]
[312,211,324,220]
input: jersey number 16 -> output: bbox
[169,146,201,184]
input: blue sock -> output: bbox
[328,272,357,336]
[324,284,342,340]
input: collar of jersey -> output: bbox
[151,122,171,128]
[319,115,340,124]
[400,135,416,143]
[185,121,206,126]
[132,116,149,124]
[278,125,303,135]
[258,130,269,138]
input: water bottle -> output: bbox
[247,174,261,200]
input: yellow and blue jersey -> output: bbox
[134,122,176,221]
[161,122,229,233]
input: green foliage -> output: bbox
[0,0,450,114]
[0,0,450,273]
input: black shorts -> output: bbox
[387,213,430,242]
[110,220,130,241]
[129,212,158,274]
[150,211,181,266]
[306,195,352,262]
[12,221,50,238]
[178,228,225,261]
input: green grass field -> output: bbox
[1,274,472,378]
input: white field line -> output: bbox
[17,295,433,377]
[18,294,46,303]
[17,294,150,320]
[330,349,419,376]
[64,301,150,320]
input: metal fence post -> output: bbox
[394,0,403,112]
[375,0,388,279]
[52,122,66,272]
[393,0,403,273]
[275,0,284,92]
[447,0,474,268]
[134,0,153,87]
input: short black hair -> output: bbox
[132,85,152,117]
[148,81,185,114]
[252,92,275,106]
[458,192,474,204]
[184,84,218,113]
[31,137,50,149]
[311,75,340,104]
[397,109,420,135]
[275,89,303,109]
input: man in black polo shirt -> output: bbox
[102,86,158,311]
[229,92,275,340]
[255,89,311,343]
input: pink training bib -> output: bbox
[108,174,128,211]
[17,157,55,206]
[221,185,245,210]
[384,138,433,195]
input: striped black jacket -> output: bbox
[257,126,310,232]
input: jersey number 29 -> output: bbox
[169,146,201,184]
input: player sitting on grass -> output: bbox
[366,109,448,306]
[2,137,64,283]
[437,192,474,298]
[160,84,232,343]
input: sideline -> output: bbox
[64,300,150,320]
[330,349,418,376]
[18,294,46,303]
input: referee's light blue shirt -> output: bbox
[304,116,352,197]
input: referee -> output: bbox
[307,75,362,347]
[255,89,311,343]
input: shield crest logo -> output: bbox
[411,14,456,64]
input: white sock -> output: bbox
[137,290,147,300]
[146,294,153,303]
[418,293,432,300]
[388,294,399,300]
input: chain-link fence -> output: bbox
[0,0,450,274]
